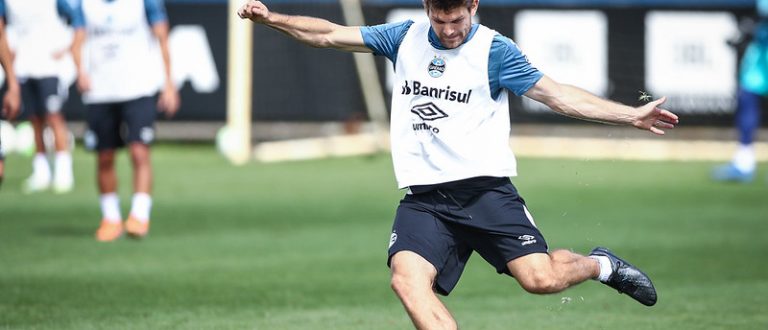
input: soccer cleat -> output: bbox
[712,164,754,183]
[590,247,657,306]
[95,220,123,242]
[21,175,51,194]
[125,216,150,239]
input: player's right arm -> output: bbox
[61,0,89,93]
[237,0,370,53]
[0,14,20,120]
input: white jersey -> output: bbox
[4,0,73,79]
[391,22,517,189]
[80,0,162,104]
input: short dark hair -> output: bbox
[423,0,473,12]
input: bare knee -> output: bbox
[390,265,433,299]
[390,272,413,297]
[517,271,562,294]
[97,152,115,171]
[508,253,568,294]
[390,251,437,299]
[129,143,151,166]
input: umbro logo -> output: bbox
[411,102,448,121]
[517,234,537,246]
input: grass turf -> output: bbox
[1,144,767,329]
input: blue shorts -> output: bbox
[84,96,157,151]
[19,77,67,118]
[387,177,549,295]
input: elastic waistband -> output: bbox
[408,176,510,194]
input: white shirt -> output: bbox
[390,22,517,188]
[80,0,163,104]
[4,0,73,79]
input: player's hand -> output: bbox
[77,72,92,93]
[237,0,270,24]
[158,83,180,118]
[1,83,20,120]
[632,96,679,135]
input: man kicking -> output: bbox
[239,0,676,328]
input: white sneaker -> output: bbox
[52,174,74,194]
[22,174,51,194]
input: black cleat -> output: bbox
[590,247,657,306]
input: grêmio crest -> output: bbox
[428,56,446,78]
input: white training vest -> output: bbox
[390,22,517,189]
[4,0,73,79]
[81,0,162,104]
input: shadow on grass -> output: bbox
[35,225,92,237]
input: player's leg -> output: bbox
[21,80,52,193]
[390,251,456,330]
[0,155,4,188]
[733,88,761,175]
[0,115,5,188]
[713,87,760,182]
[122,96,157,238]
[506,250,598,294]
[95,148,123,242]
[86,102,124,242]
[388,195,471,330]
[462,180,657,306]
[507,248,656,306]
[40,77,73,193]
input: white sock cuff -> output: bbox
[32,153,50,174]
[130,193,152,222]
[100,193,122,223]
[733,144,756,173]
[589,255,613,282]
[55,151,72,163]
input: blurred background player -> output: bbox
[0,16,20,188]
[1,0,77,194]
[70,0,180,242]
[713,0,768,183]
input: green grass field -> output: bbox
[1,144,767,329]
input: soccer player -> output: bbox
[713,0,768,183]
[1,0,77,194]
[0,17,20,189]
[69,0,180,242]
[239,0,678,327]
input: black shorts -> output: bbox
[19,77,66,118]
[387,177,549,295]
[84,96,157,151]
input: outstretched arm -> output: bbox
[237,0,370,53]
[525,75,679,135]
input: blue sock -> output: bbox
[736,88,762,145]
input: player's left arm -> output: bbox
[524,75,679,135]
[147,0,180,118]
[238,0,370,52]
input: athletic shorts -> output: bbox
[387,176,549,295]
[84,96,157,151]
[19,77,66,118]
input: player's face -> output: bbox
[426,2,478,49]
